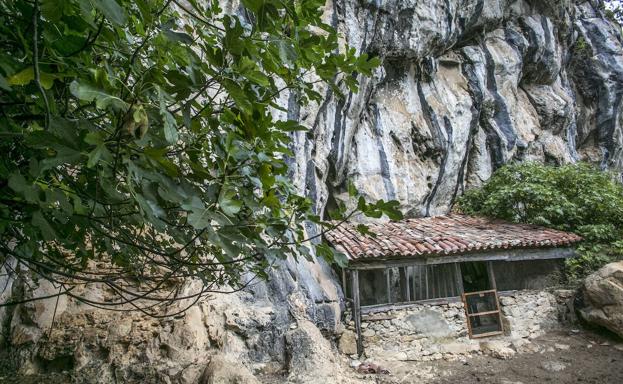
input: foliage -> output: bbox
[457,162,623,282]
[0,0,399,315]
[573,36,591,57]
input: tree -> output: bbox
[0,0,400,316]
[456,162,623,282]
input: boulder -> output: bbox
[578,261,623,338]
[338,329,358,355]
[404,309,454,338]
[199,354,260,384]
[284,320,339,383]
[480,340,516,360]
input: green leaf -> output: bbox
[8,173,27,193]
[87,144,107,168]
[69,81,128,110]
[241,0,263,12]
[0,74,10,91]
[162,29,193,44]
[92,0,127,26]
[356,223,376,237]
[8,68,56,89]
[42,0,68,22]
[219,188,242,217]
[275,120,308,132]
[158,88,178,144]
[276,40,297,66]
[32,211,57,241]
[348,180,358,197]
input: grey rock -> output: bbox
[541,360,567,372]
[199,354,260,384]
[405,309,453,338]
[578,261,623,338]
[338,329,358,355]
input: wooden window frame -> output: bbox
[461,288,504,339]
[355,263,464,309]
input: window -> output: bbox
[463,290,503,337]
[410,264,461,301]
[491,259,563,291]
[353,258,565,308]
[359,269,389,306]
[358,264,462,307]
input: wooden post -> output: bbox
[405,267,411,302]
[455,263,464,294]
[351,269,363,356]
[386,268,391,304]
[487,261,497,290]
[342,268,347,298]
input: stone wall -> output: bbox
[341,289,576,362]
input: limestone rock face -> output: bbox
[2,1,623,383]
[290,0,623,218]
[579,261,623,337]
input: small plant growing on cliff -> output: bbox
[573,36,592,58]
[0,0,398,315]
[456,162,623,282]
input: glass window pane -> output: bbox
[464,291,498,314]
[359,269,388,306]
[428,264,460,300]
[469,313,502,336]
[492,259,563,291]
[408,264,460,301]
[411,265,428,301]
[388,267,408,303]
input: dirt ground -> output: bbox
[3,330,622,383]
[362,329,623,384]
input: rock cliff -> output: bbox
[1,1,622,383]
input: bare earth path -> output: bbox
[358,330,623,384]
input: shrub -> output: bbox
[457,162,623,282]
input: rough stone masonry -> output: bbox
[340,290,575,362]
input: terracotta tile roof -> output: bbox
[324,214,582,261]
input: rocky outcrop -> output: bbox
[291,0,623,218]
[578,261,623,337]
[2,1,623,383]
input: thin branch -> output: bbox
[32,0,51,130]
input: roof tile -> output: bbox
[324,214,582,261]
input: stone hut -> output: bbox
[325,214,582,359]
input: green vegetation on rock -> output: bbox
[457,162,623,282]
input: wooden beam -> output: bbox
[360,296,463,314]
[351,269,363,356]
[348,247,577,269]
[426,247,577,264]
